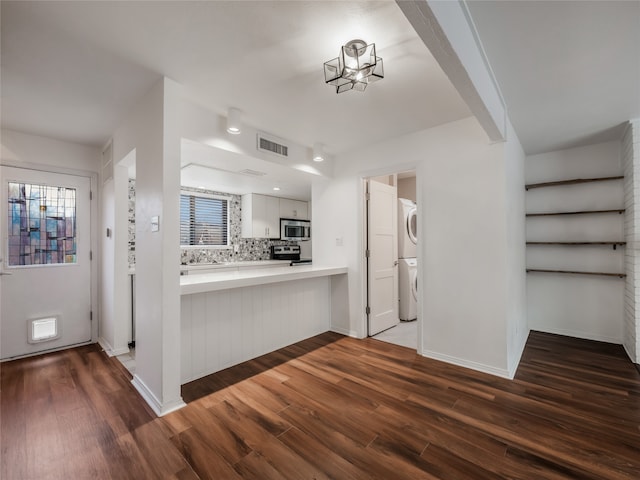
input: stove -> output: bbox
[271,245,300,261]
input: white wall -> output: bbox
[312,175,360,336]
[526,141,624,343]
[623,121,640,362]
[178,99,334,179]
[398,176,416,202]
[504,120,528,373]
[1,129,101,173]
[314,116,527,377]
[101,178,116,350]
[98,163,130,356]
[111,78,184,416]
[181,277,331,383]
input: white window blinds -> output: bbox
[180,193,229,246]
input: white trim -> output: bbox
[360,165,419,345]
[1,164,99,352]
[0,161,100,344]
[330,326,361,338]
[98,337,130,357]
[0,341,93,362]
[131,374,187,417]
[622,342,637,364]
[508,328,530,379]
[421,349,512,379]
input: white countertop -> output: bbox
[180,264,348,295]
[180,260,290,271]
[129,260,294,275]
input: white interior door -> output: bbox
[1,166,92,360]
[367,179,399,336]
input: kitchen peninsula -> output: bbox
[180,264,348,383]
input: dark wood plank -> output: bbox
[526,241,626,245]
[526,209,625,216]
[527,268,627,278]
[3,331,640,479]
[525,176,624,189]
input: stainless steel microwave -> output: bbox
[280,218,311,241]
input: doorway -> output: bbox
[0,166,93,359]
[365,171,418,350]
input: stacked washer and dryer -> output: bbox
[398,198,418,321]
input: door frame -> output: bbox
[360,165,422,353]
[0,160,100,358]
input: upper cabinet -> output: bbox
[279,198,309,220]
[241,194,309,238]
[241,194,280,239]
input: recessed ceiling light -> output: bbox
[273,187,281,191]
[313,142,325,162]
[226,108,241,134]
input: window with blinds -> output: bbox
[180,192,229,246]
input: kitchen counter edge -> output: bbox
[180,265,348,295]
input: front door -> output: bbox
[367,179,399,336]
[0,166,92,360]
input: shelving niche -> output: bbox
[525,176,625,278]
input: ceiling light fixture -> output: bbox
[324,39,384,94]
[226,108,242,134]
[273,187,281,191]
[312,142,325,162]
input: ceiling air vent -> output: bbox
[238,168,267,177]
[257,132,289,157]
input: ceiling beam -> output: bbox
[397,0,506,143]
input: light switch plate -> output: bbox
[151,215,160,232]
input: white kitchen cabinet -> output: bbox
[241,194,280,238]
[279,198,308,220]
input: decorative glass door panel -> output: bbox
[1,167,92,359]
[7,182,77,266]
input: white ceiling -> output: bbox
[1,0,638,175]
[467,0,640,155]
[0,0,470,156]
[180,140,315,200]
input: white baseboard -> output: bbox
[622,342,637,363]
[97,337,130,357]
[131,374,186,417]
[507,328,530,379]
[421,349,511,379]
[330,326,360,338]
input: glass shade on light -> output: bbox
[324,40,384,94]
[226,108,241,134]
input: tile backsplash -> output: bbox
[127,180,296,267]
[128,179,136,267]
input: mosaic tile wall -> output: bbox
[128,180,296,267]
[128,179,135,267]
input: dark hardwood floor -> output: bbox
[2,330,639,479]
